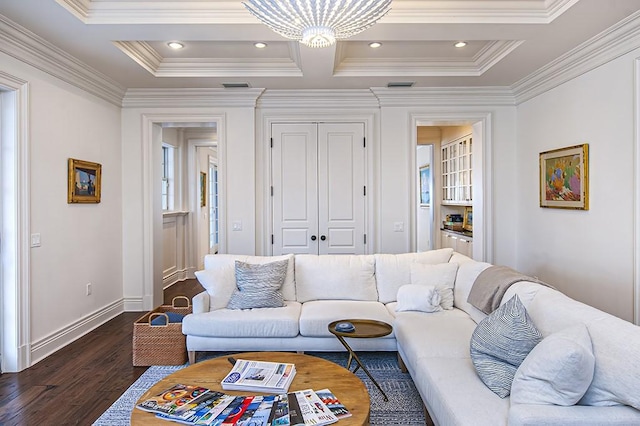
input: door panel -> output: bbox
[318,123,365,254]
[272,123,318,255]
[272,122,365,255]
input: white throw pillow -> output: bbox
[410,262,459,310]
[194,266,236,311]
[511,324,595,406]
[396,284,442,313]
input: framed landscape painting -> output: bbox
[539,144,588,210]
[68,158,102,203]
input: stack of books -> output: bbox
[221,359,296,393]
[136,385,351,425]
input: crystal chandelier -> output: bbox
[243,0,392,48]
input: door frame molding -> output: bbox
[141,113,226,310]
[410,112,493,263]
[257,111,378,256]
[0,72,31,372]
[188,139,218,270]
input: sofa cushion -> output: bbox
[294,255,377,302]
[410,262,459,310]
[182,301,301,338]
[511,324,595,406]
[394,308,476,360]
[226,259,288,309]
[451,260,491,323]
[579,317,640,410]
[298,300,395,337]
[203,254,296,301]
[410,357,510,426]
[374,248,454,304]
[470,295,542,398]
[396,285,441,313]
[194,266,236,311]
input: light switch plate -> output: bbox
[31,233,41,247]
[232,221,242,231]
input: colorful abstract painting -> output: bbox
[539,144,588,210]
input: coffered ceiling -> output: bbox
[0,0,639,91]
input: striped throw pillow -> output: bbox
[226,259,288,309]
[470,294,542,398]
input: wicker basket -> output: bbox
[132,296,192,366]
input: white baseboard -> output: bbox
[30,299,124,366]
[163,267,197,289]
[124,296,144,311]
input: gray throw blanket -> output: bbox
[467,265,550,314]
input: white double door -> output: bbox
[271,122,366,255]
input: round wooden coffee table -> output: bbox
[131,351,370,425]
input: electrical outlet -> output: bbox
[86,283,92,296]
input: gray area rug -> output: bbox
[93,351,426,425]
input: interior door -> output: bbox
[318,123,366,254]
[272,123,319,254]
[272,122,366,255]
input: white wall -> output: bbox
[0,52,123,364]
[516,47,640,322]
[379,105,517,264]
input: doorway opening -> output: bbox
[141,115,225,310]
[208,159,219,255]
[411,113,492,263]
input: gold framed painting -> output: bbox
[463,206,473,231]
[539,144,588,210]
[68,158,102,203]
[200,171,207,207]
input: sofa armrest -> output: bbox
[509,404,640,426]
[192,291,209,314]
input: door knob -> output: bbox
[311,235,317,241]
[320,235,326,241]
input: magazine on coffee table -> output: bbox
[136,383,211,415]
[291,389,339,425]
[221,359,296,393]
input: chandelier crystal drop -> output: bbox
[243,0,392,48]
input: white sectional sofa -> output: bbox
[182,249,640,425]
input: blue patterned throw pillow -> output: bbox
[226,259,288,309]
[470,294,542,398]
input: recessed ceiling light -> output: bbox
[168,42,184,49]
[369,42,382,48]
[254,42,268,49]
[454,41,467,48]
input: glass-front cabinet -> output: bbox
[441,134,472,204]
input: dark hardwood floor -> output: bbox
[0,279,204,426]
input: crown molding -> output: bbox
[512,10,640,104]
[122,88,266,108]
[56,0,578,25]
[256,89,380,109]
[334,40,523,77]
[370,87,516,107]
[0,14,125,106]
[113,41,303,78]
[386,0,579,24]
[56,0,254,24]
